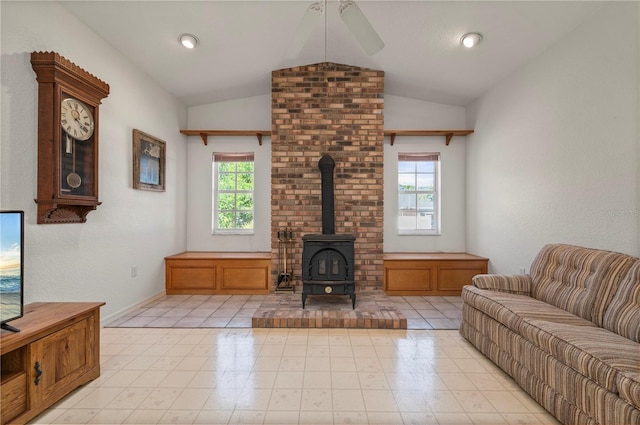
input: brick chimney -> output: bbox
[271,62,384,291]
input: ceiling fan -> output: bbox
[286,0,385,59]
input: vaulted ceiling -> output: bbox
[61,1,605,107]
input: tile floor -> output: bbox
[30,327,561,425]
[107,294,463,330]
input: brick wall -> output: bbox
[271,62,384,291]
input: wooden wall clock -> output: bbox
[31,52,110,224]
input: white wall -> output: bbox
[186,95,272,251]
[383,95,467,252]
[466,2,640,274]
[1,1,188,322]
[185,93,468,253]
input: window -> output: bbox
[398,152,440,234]
[213,153,254,233]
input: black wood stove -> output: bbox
[302,155,356,309]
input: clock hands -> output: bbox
[61,98,94,141]
[70,106,90,133]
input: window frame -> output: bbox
[212,152,255,234]
[397,152,441,235]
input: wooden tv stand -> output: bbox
[0,302,104,425]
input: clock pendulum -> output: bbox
[65,133,82,189]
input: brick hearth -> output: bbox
[252,291,406,329]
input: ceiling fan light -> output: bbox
[178,34,199,49]
[461,33,482,48]
[339,0,384,55]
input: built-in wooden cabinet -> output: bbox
[384,253,489,296]
[0,302,103,425]
[165,252,271,295]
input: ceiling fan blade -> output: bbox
[285,1,325,59]
[339,0,384,55]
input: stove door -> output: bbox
[309,248,348,281]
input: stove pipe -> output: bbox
[318,155,335,235]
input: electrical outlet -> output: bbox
[131,265,137,277]
[519,267,526,275]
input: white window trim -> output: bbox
[212,152,255,235]
[397,152,441,236]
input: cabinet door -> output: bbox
[437,263,487,291]
[29,316,97,408]
[166,259,217,294]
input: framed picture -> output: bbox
[132,129,166,191]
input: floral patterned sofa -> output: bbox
[460,243,640,425]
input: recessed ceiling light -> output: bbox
[178,33,199,49]
[461,33,482,48]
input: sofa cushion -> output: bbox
[603,261,640,342]
[617,371,640,410]
[530,244,636,325]
[519,319,640,393]
[462,285,596,334]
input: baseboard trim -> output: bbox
[100,291,166,327]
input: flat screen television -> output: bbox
[0,210,24,332]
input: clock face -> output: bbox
[61,98,95,141]
[60,97,96,197]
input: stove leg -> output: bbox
[350,293,356,309]
[302,293,307,309]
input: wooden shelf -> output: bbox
[384,130,474,146]
[180,130,271,146]
[180,129,474,147]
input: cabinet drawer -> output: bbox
[0,372,27,424]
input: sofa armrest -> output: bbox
[472,274,533,296]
